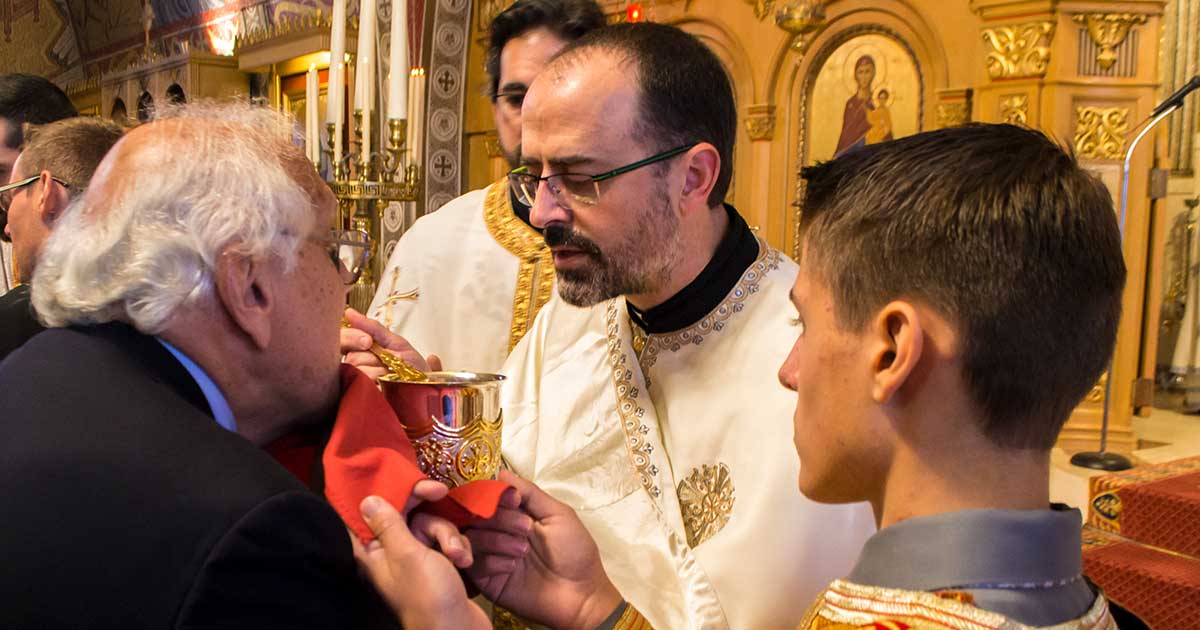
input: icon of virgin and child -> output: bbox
[834,55,893,157]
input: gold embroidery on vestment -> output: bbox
[605,300,661,499]
[809,579,1117,630]
[677,463,735,547]
[482,179,555,351]
[637,237,781,371]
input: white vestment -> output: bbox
[1,240,13,294]
[501,240,876,630]
[368,179,553,373]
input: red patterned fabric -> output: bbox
[1082,527,1200,628]
[268,364,512,543]
[1088,456,1200,558]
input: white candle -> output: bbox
[306,64,318,165]
[354,0,376,111]
[327,0,346,125]
[332,61,344,169]
[409,67,425,162]
[387,0,408,120]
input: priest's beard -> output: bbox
[545,185,682,307]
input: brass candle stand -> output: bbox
[325,114,421,313]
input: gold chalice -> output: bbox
[379,371,505,488]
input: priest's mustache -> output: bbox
[543,224,603,258]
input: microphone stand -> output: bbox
[1071,75,1200,471]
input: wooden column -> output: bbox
[971,0,1166,456]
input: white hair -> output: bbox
[32,100,317,334]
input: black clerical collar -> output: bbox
[627,204,758,334]
[509,185,533,228]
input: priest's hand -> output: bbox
[340,307,443,381]
[353,487,488,630]
[465,470,623,629]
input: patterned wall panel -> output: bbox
[423,0,470,212]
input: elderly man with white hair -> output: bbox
[0,102,435,628]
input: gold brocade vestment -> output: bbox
[500,239,876,629]
[800,580,1117,630]
[368,179,553,372]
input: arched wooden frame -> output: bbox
[768,3,948,259]
[791,26,924,259]
[111,98,128,124]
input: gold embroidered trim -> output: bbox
[482,179,555,351]
[613,604,654,630]
[810,579,1116,630]
[637,237,781,370]
[605,300,662,499]
[677,463,735,548]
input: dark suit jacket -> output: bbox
[0,283,44,362]
[0,323,395,629]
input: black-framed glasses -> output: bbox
[0,174,71,214]
[315,228,371,285]
[493,89,527,114]
[508,142,698,209]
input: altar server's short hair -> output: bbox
[799,123,1126,450]
[18,117,123,192]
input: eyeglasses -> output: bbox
[508,143,697,209]
[315,228,371,285]
[493,89,526,115]
[0,174,71,214]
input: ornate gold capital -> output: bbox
[981,21,1055,80]
[935,88,972,129]
[1074,107,1129,160]
[936,103,970,129]
[1000,94,1029,126]
[744,104,776,141]
[1072,13,1147,70]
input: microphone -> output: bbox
[1151,75,1200,117]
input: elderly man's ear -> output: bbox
[214,250,275,350]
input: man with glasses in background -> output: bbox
[0,73,78,294]
[490,22,874,629]
[344,0,605,376]
[0,117,122,360]
[0,102,410,627]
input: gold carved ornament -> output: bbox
[677,463,736,548]
[482,179,555,352]
[745,0,774,20]
[936,102,970,129]
[981,21,1055,80]
[1000,94,1029,127]
[775,0,826,54]
[1074,107,1129,161]
[1072,13,1146,70]
[744,105,776,141]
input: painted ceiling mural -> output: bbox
[5,0,424,84]
[1,0,82,77]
